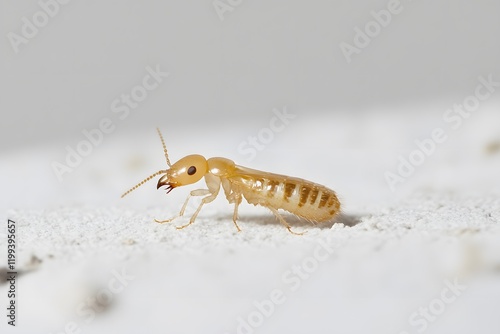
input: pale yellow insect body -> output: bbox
[122,129,341,234]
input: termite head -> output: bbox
[121,129,209,199]
[157,154,208,193]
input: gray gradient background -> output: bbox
[1,0,499,151]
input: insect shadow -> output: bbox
[215,212,363,231]
[335,213,363,227]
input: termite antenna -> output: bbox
[157,128,172,167]
[121,170,168,198]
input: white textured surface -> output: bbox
[1,109,500,334]
[3,194,500,334]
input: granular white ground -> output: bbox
[1,111,500,334]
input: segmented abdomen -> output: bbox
[230,167,341,222]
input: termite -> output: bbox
[121,129,341,235]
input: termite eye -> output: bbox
[187,166,196,175]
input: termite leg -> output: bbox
[176,191,218,230]
[232,195,242,232]
[154,189,211,224]
[268,207,306,235]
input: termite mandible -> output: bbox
[121,128,341,235]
